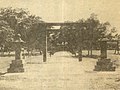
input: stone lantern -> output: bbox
[94,38,116,71]
[7,34,25,73]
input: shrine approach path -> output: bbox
[0,51,119,90]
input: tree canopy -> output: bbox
[0,8,118,56]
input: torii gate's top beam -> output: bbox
[38,22,80,26]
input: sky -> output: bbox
[0,0,120,33]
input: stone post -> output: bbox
[100,41,107,59]
[7,34,24,73]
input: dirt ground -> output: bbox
[0,50,120,90]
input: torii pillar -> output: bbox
[78,28,83,61]
[43,30,47,62]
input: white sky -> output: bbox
[0,0,120,33]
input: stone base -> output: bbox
[94,58,116,71]
[7,60,24,73]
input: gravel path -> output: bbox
[0,51,120,90]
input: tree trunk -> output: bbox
[87,49,90,56]
[27,44,30,57]
[75,52,76,56]
[1,48,4,56]
[78,46,82,61]
[90,41,93,57]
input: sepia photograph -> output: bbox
[0,0,120,90]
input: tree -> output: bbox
[0,7,44,56]
[56,13,112,57]
[85,13,100,57]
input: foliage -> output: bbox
[0,7,44,53]
[0,8,118,56]
[51,13,117,55]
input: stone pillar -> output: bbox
[94,39,116,71]
[100,41,107,59]
[7,34,24,73]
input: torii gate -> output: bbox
[39,22,83,62]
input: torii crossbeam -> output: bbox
[38,22,83,62]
